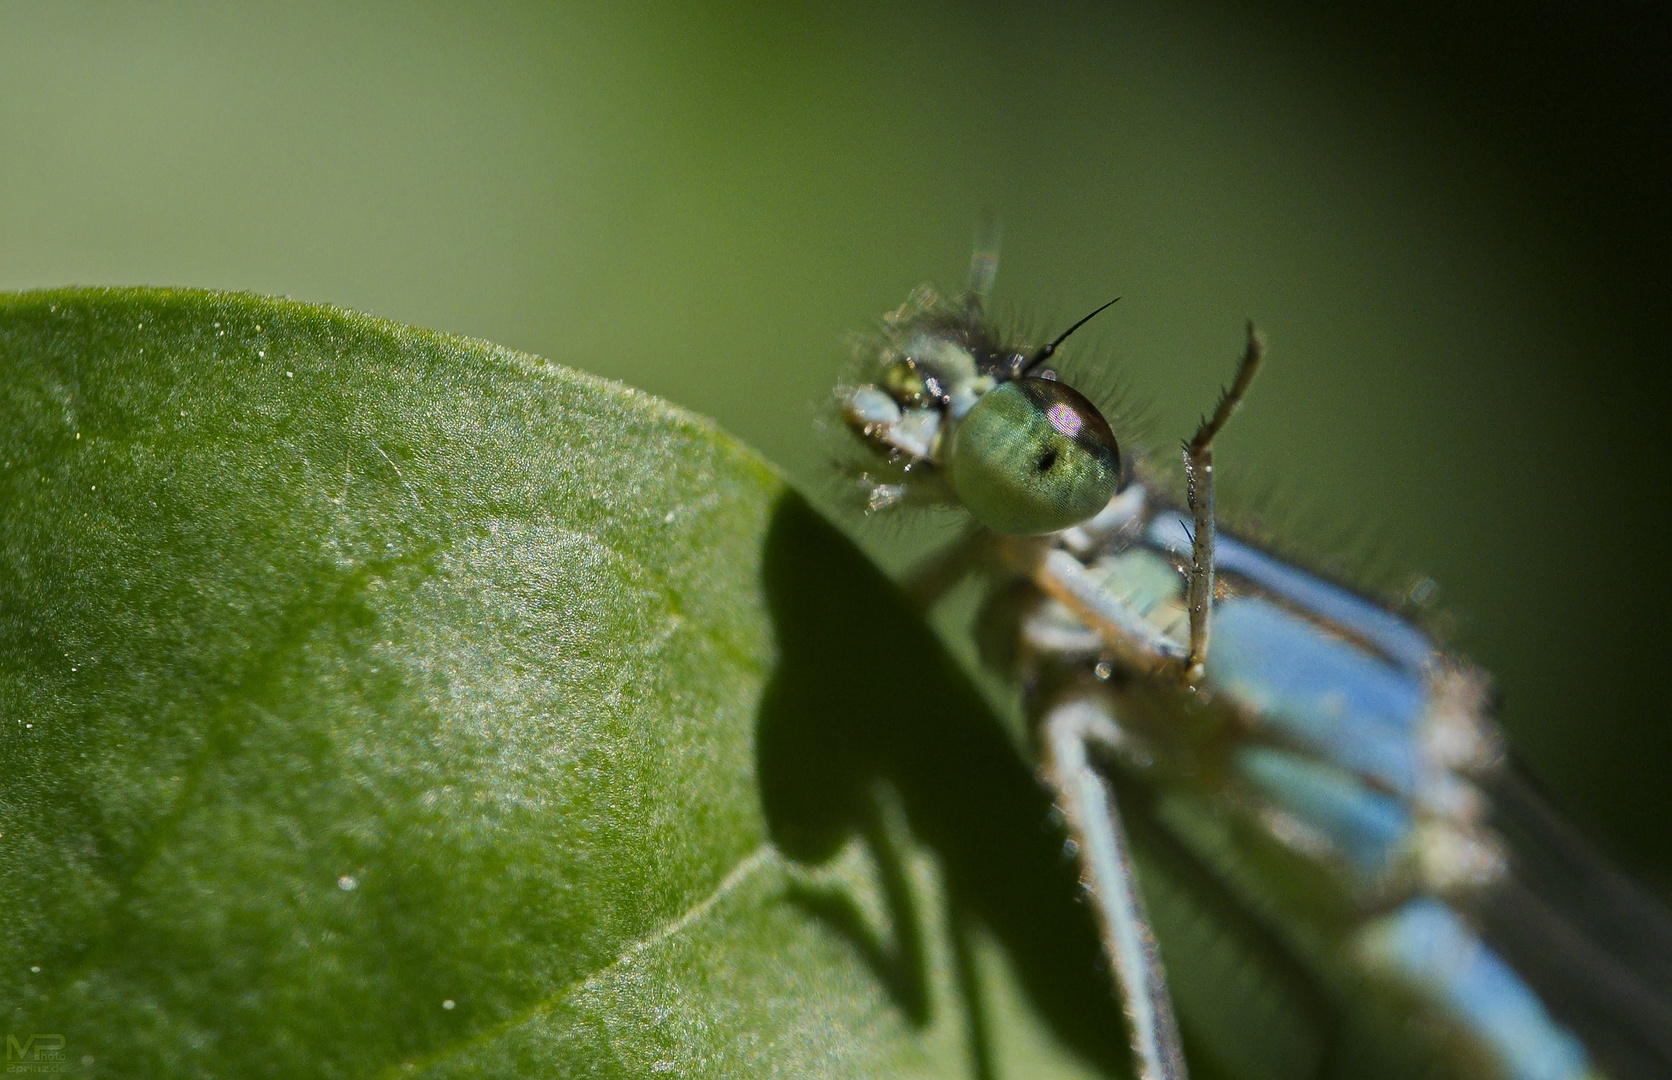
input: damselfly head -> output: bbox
[836,263,1123,535]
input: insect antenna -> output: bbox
[1021,296,1120,376]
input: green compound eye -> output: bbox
[950,377,1121,535]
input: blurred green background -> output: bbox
[3,2,1668,882]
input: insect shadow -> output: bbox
[753,491,1128,1077]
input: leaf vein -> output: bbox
[383,842,779,1079]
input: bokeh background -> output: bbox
[3,2,1668,884]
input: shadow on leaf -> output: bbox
[755,491,1127,1076]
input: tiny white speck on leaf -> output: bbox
[338,875,358,891]
[442,999,455,1010]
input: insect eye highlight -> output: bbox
[950,378,1120,535]
[1045,403,1083,438]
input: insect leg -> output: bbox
[964,212,1002,318]
[1030,547,1187,672]
[1181,322,1265,686]
[1040,695,1188,1080]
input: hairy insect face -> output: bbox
[837,287,1121,532]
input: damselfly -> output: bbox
[834,235,1672,1080]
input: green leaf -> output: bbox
[0,290,1126,1079]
